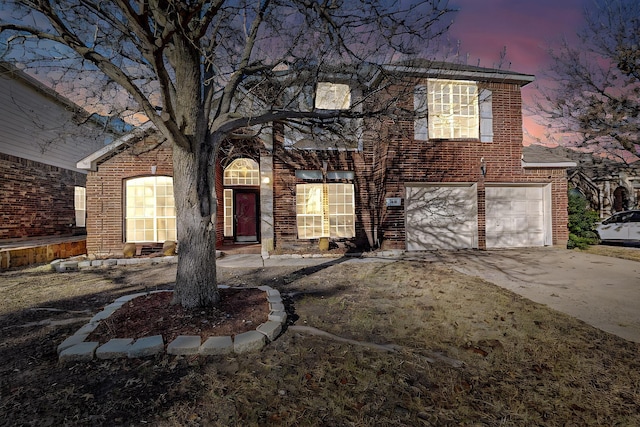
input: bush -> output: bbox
[567,191,600,249]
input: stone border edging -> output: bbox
[57,286,287,363]
[49,248,408,272]
[50,255,179,272]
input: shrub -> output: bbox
[567,191,600,249]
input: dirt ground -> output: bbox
[1,255,639,426]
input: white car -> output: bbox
[596,210,640,243]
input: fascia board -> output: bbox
[383,65,536,86]
[76,121,156,171]
[521,160,577,169]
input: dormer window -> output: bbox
[315,82,351,110]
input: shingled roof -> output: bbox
[522,145,639,178]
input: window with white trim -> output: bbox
[125,176,176,242]
[74,186,86,227]
[296,183,355,239]
[224,158,260,186]
[224,189,233,237]
[315,82,351,110]
[414,80,494,141]
[428,78,479,139]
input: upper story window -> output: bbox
[414,79,493,142]
[283,81,361,150]
[315,82,351,110]
[428,79,479,139]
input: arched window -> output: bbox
[223,158,260,238]
[125,176,176,242]
[224,158,260,186]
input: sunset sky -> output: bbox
[1,0,591,145]
[448,0,588,145]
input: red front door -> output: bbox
[235,192,258,242]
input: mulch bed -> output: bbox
[87,288,269,344]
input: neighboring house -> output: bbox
[78,61,575,256]
[0,62,123,241]
[523,144,640,218]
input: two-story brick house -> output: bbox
[78,61,573,256]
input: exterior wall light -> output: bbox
[480,158,487,177]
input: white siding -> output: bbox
[0,67,110,172]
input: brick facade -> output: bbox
[271,80,570,251]
[0,153,86,239]
[85,137,226,255]
[272,134,372,250]
[82,67,571,254]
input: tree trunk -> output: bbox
[171,143,220,309]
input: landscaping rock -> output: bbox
[122,243,136,258]
[128,335,164,358]
[59,342,99,363]
[200,336,233,355]
[96,339,133,359]
[57,334,89,355]
[167,335,201,355]
[162,241,177,256]
[269,302,285,312]
[268,311,287,323]
[234,331,266,353]
[257,321,282,341]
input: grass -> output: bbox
[581,243,640,262]
[0,254,639,426]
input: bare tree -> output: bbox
[0,0,453,308]
[535,0,640,159]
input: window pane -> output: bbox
[125,176,176,243]
[328,184,355,238]
[296,184,326,239]
[315,82,351,110]
[296,183,355,239]
[428,79,479,139]
[224,189,233,237]
[224,158,260,186]
[74,187,86,227]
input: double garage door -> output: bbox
[405,183,551,250]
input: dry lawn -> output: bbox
[0,255,639,426]
[582,243,640,262]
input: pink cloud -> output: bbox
[447,0,588,145]
[448,0,585,73]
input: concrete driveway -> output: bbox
[438,247,640,343]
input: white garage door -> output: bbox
[485,185,551,248]
[405,184,478,250]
